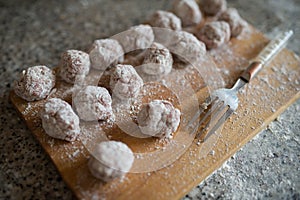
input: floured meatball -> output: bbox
[14,65,55,101]
[141,42,173,76]
[148,10,182,30]
[110,64,143,100]
[112,24,154,53]
[40,98,80,142]
[88,141,134,182]
[173,0,202,26]
[159,30,206,66]
[59,50,90,84]
[89,39,124,71]
[73,86,114,121]
[196,21,230,49]
[201,0,227,16]
[218,8,246,37]
[137,100,181,139]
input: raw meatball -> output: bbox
[88,141,134,182]
[113,24,154,53]
[110,64,143,100]
[40,98,80,142]
[73,86,114,121]
[201,0,227,16]
[173,0,202,26]
[59,50,90,84]
[14,65,55,101]
[141,42,173,76]
[196,21,230,49]
[218,8,246,37]
[159,30,206,65]
[137,100,181,139]
[89,39,124,71]
[148,10,182,30]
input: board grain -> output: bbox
[10,26,300,200]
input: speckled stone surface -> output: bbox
[0,0,299,199]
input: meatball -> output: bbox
[201,0,227,16]
[14,65,56,101]
[73,86,114,121]
[160,30,206,65]
[112,24,154,53]
[141,42,173,76]
[196,21,231,49]
[40,98,80,142]
[88,141,134,182]
[218,8,246,37]
[89,39,124,71]
[59,50,90,84]
[148,10,182,30]
[173,0,202,26]
[137,100,181,139]
[110,64,143,100]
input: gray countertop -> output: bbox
[0,0,299,199]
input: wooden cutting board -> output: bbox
[10,25,300,200]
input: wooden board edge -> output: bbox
[177,91,300,199]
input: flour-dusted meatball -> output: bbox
[137,100,181,139]
[159,30,206,65]
[59,50,90,84]
[40,98,80,142]
[173,0,202,27]
[89,39,124,71]
[148,10,182,31]
[14,65,55,101]
[73,86,114,121]
[218,8,246,37]
[110,64,143,100]
[88,141,134,182]
[113,24,154,53]
[201,0,227,16]
[196,21,230,49]
[141,42,173,76]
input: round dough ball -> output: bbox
[218,8,246,37]
[142,42,173,76]
[59,49,90,84]
[148,10,182,31]
[196,21,230,49]
[14,65,56,101]
[110,64,143,100]
[201,0,227,16]
[73,86,114,121]
[88,141,134,182]
[137,100,181,139]
[173,0,202,26]
[89,39,124,71]
[40,98,80,142]
[113,24,154,53]
[161,30,206,65]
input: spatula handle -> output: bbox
[241,30,293,82]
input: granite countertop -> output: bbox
[0,0,299,199]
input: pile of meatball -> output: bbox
[13,0,246,182]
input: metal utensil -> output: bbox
[190,30,294,142]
